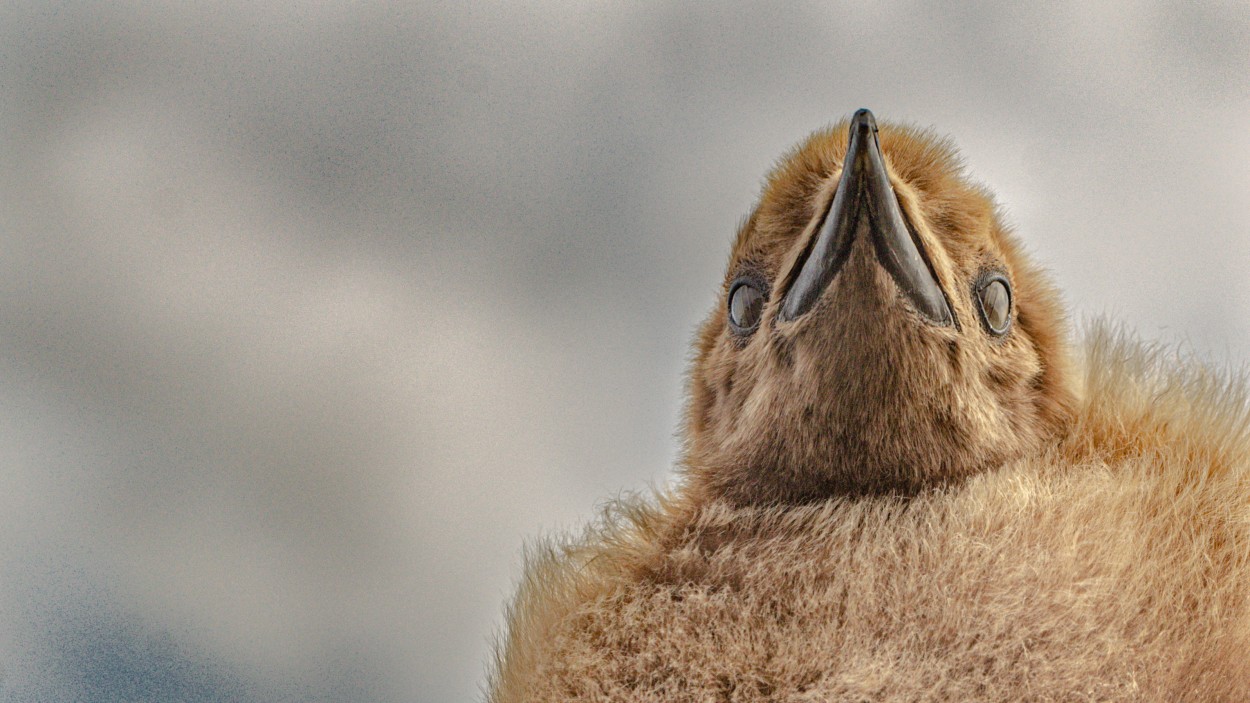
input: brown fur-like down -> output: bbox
[486,117,1250,701]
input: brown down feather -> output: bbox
[485,116,1250,702]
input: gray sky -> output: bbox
[1,2,1247,702]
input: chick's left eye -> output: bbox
[977,277,1012,335]
[728,282,765,332]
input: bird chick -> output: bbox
[685,109,1073,504]
[488,111,1250,702]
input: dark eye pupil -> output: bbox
[729,283,764,331]
[979,278,1010,334]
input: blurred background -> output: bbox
[1,2,1247,701]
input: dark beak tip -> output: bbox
[851,108,877,135]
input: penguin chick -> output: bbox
[487,112,1250,702]
[686,109,1074,505]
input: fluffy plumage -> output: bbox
[486,116,1250,701]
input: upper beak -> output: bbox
[779,109,953,325]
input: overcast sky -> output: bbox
[2,2,1248,702]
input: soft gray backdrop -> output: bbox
[2,2,1247,702]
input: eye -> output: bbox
[728,279,766,334]
[975,274,1012,336]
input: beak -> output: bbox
[779,109,953,325]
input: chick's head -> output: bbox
[684,111,1075,505]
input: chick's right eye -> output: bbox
[728,281,765,333]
